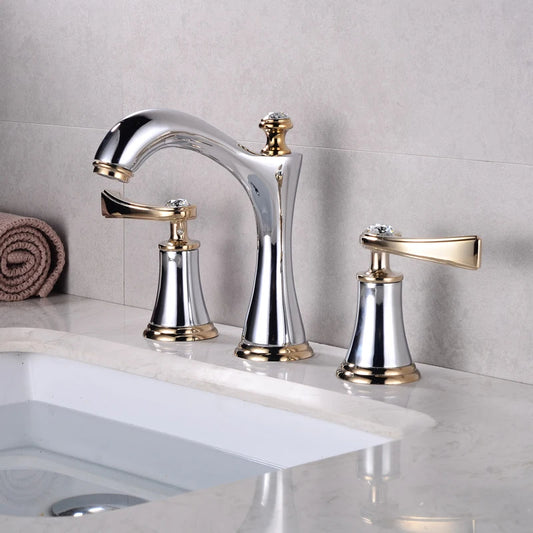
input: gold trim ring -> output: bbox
[143,322,218,342]
[235,341,314,362]
[336,362,420,385]
[93,161,132,183]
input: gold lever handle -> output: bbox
[101,190,199,252]
[361,230,482,270]
[101,190,196,221]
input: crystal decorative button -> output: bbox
[265,112,290,121]
[365,224,396,237]
[166,199,190,208]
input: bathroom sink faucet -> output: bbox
[93,110,313,361]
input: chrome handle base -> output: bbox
[337,280,420,385]
[144,248,218,342]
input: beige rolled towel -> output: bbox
[0,213,66,302]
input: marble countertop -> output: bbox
[0,294,531,531]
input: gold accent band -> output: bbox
[235,341,314,362]
[93,161,132,183]
[357,251,404,284]
[336,362,420,385]
[143,322,218,342]
[159,239,200,252]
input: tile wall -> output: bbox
[1,0,532,383]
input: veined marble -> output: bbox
[0,294,531,532]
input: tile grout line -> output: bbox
[2,119,532,169]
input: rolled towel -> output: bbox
[0,213,66,302]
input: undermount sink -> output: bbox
[0,349,393,517]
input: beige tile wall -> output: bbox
[1,1,532,383]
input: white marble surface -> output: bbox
[0,294,531,531]
[2,0,533,385]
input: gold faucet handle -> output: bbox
[361,224,482,270]
[259,112,293,156]
[101,190,196,221]
[101,190,199,251]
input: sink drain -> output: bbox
[51,493,147,517]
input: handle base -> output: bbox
[336,362,420,385]
[235,340,313,362]
[144,322,218,342]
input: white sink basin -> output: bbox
[0,350,391,517]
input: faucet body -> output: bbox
[337,224,481,384]
[94,110,312,361]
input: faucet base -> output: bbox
[336,362,420,385]
[235,340,314,362]
[143,322,218,342]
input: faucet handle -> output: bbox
[101,190,199,251]
[101,190,196,221]
[337,224,482,385]
[259,112,293,156]
[360,224,482,272]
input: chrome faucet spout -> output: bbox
[93,109,313,361]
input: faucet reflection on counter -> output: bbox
[357,441,475,530]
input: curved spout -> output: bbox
[94,110,249,181]
[93,109,313,361]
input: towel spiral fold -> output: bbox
[0,213,65,302]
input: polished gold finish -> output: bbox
[259,113,293,156]
[158,219,200,252]
[93,161,132,183]
[235,340,314,361]
[159,228,200,251]
[144,322,218,342]
[101,190,196,221]
[361,233,481,270]
[337,362,420,385]
[357,251,404,284]
[101,190,200,252]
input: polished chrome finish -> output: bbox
[348,282,411,368]
[144,247,217,341]
[93,109,311,358]
[51,493,147,517]
[337,224,482,384]
[337,280,420,385]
